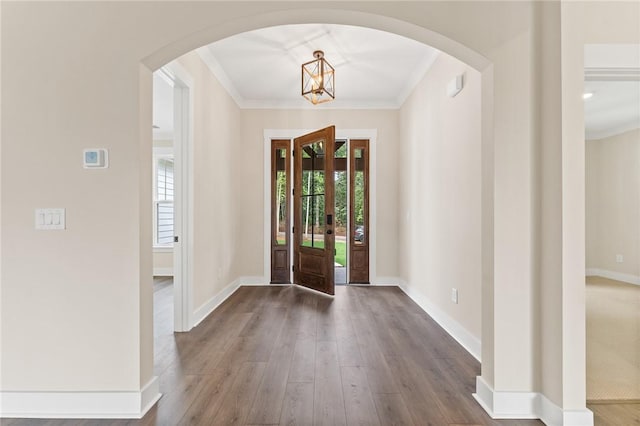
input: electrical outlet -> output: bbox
[616,254,623,263]
[451,288,458,304]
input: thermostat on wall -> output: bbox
[83,149,108,168]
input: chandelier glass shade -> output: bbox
[301,50,335,105]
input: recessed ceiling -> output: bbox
[584,80,640,140]
[197,24,440,109]
[584,44,640,140]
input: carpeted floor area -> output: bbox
[586,276,640,402]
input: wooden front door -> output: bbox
[293,126,335,295]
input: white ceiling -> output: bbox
[153,32,640,141]
[584,80,640,140]
[584,44,640,140]
[197,24,440,109]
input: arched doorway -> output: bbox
[141,6,497,419]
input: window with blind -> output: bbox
[155,157,174,246]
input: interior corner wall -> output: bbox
[586,129,640,280]
[174,51,242,312]
[398,53,482,344]
[238,109,400,281]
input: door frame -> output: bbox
[161,63,194,332]
[263,129,378,285]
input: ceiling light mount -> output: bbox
[302,50,335,105]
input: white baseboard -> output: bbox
[473,376,538,419]
[140,378,162,419]
[473,376,593,426]
[191,279,242,328]
[372,276,400,285]
[586,268,640,286]
[239,276,268,285]
[0,377,161,419]
[538,393,594,426]
[397,279,481,361]
[153,267,173,277]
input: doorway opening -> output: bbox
[584,44,640,403]
[152,63,194,334]
[268,129,372,291]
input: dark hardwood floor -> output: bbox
[4,280,633,425]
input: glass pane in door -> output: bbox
[301,141,325,248]
[353,148,365,245]
[274,148,287,245]
[334,140,348,284]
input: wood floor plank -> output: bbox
[385,355,449,426]
[209,361,266,425]
[177,366,239,425]
[341,365,381,426]
[297,290,319,340]
[367,313,403,358]
[371,393,415,426]
[316,296,338,341]
[289,338,316,383]
[336,314,364,367]
[314,340,347,426]
[428,357,495,425]
[279,382,315,426]
[246,312,298,425]
[421,361,478,425]
[350,313,399,394]
[151,373,205,426]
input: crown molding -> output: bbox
[195,47,245,108]
[585,67,640,81]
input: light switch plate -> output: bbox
[35,208,65,230]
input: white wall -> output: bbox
[174,52,243,311]
[153,251,173,276]
[1,8,151,392]
[398,54,482,345]
[586,128,640,282]
[239,109,399,281]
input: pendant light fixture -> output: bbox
[301,50,335,105]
